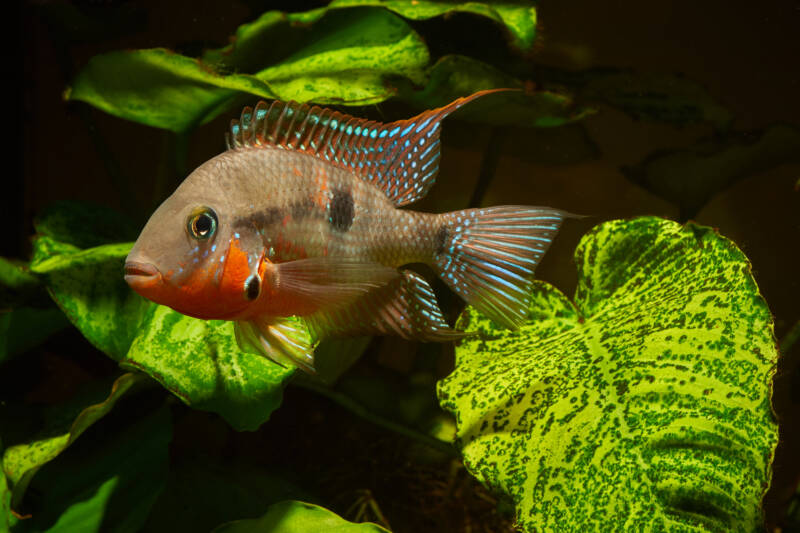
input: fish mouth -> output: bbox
[124,261,161,288]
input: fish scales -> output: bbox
[124,89,571,373]
[220,147,440,267]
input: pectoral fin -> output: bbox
[234,316,318,373]
[271,257,399,312]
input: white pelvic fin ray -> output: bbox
[433,206,568,329]
[305,270,467,342]
[235,316,318,373]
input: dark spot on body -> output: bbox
[244,274,261,301]
[329,189,354,232]
[234,207,283,229]
[435,225,449,255]
[291,196,315,219]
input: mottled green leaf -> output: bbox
[31,243,145,360]
[211,500,390,533]
[66,48,278,132]
[438,217,778,531]
[121,305,293,430]
[67,9,428,131]
[0,258,50,310]
[399,55,591,127]
[12,405,171,533]
[2,373,145,510]
[33,201,139,250]
[325,0,538,51]
[623,124,800,220]
[30,239,293,430]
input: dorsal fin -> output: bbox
[225,89,513,206]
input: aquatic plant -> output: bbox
[2,1,792,531]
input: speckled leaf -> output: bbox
[67,9,428,131]
[211,500,390,533]
[398,55,592,127]
[623,124,800,220]
[121,305,294,430]
[438,217,778,531]
[2,373,145,510]
[324,0,538,51]
[30,242,146,360]
[29,239,294,430]
[66,48,278,132]
[12,405,171,533]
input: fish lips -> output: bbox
[124,261,162,291]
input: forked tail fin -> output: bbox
[432,206,568,329]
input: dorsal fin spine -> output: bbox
[227,88,516,205]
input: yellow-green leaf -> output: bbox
[438,217,779,531]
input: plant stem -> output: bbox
[291,374,460,458]
[468,127,509,208]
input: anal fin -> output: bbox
[305,270,467,342]
[235,316,318,373]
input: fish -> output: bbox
[124,89,569,373]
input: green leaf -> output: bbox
[12,404,171,533]
[33,201,139,250]
[325,0,538,52]
[1,461,17,532]
[211,501,390,533]
[0,258,50,310]
[622,124,800,220]
[30,240,294,430]
[66,48,278,132]
[67,9,428,132]
[2,373,145,510]
[438,216,778,531]
[398,55,592,127]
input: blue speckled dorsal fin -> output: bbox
[225,89,511,207]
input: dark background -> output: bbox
[8,0,800,530]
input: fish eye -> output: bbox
[187,207,218,240]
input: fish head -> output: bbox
[124,157,263,320]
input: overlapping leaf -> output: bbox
[2,373,145,510]
[623,124,800,220]
[10,405,171,533]
[66,8,428,131]
[65,3,571,133]
[29,240,294,430]
[438,217,778,531]
[398,55,592,127]
[212,500,390,533]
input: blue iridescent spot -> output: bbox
[388,126,401,137]
[401,124,414,136]
[234,232,240,239]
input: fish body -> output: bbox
[125,90,568,372]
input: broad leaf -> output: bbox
[211,500,390,533]
[438,217,778,531]
[622,124,800,220]
[537,67,732,129]
[398,55,592,127]
[67,9,428,131]
[325,0,539,52]
[30,241,294,430]
[2,373,145,509]
[11,405,171,533]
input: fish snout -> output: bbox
[124,261,162,289]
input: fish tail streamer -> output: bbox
[432,206,568,329]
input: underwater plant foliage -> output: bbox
[440,217,778,531]
[4,0,796,531]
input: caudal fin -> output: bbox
[432,206,567,329]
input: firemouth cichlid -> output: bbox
[124,90,568,373]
